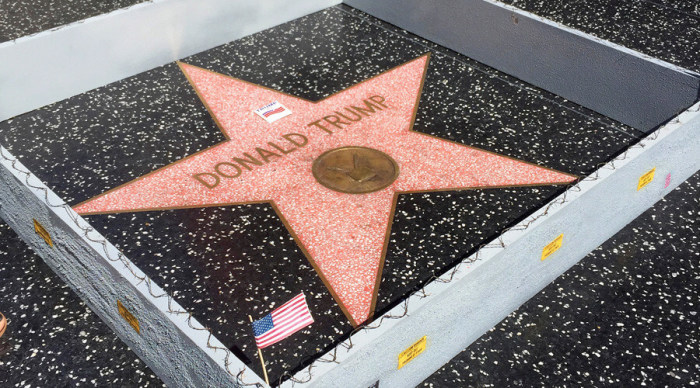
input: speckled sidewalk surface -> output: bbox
[0,0,698,387]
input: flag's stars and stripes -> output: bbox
[253,101,291,123]
[262,106,286,117]
[251,293,314,348]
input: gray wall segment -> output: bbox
[288,103,700,387]
[0,0,341,121]
[343,0,700,132]
[0,147,267,388]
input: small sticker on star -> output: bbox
[254,101,291,123]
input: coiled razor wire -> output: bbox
[0,102,696,387]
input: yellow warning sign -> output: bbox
[637,167,656,191]
[398,336,427,369]
[541,234,564,261]
[33,219,53,247]
[117,300,141,334]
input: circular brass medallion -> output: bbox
[312,146,399,194]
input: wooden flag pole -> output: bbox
[249,315,270,385]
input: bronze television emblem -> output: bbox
[312,146,400,194]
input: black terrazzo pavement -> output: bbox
[0,0,145,42]
[643,0,700,17]
[422,172,699,388]
[0,5,642,384]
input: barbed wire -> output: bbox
[0,102,696,387]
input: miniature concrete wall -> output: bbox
[344,0,700,132]
[289,103,700,387]
[0,147,267,388]
[0,0,340,121]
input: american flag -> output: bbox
[251,293,314,349]
[262,106,286,117]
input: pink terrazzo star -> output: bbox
[74,54,576,326]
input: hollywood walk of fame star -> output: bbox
[74,54,576,326]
